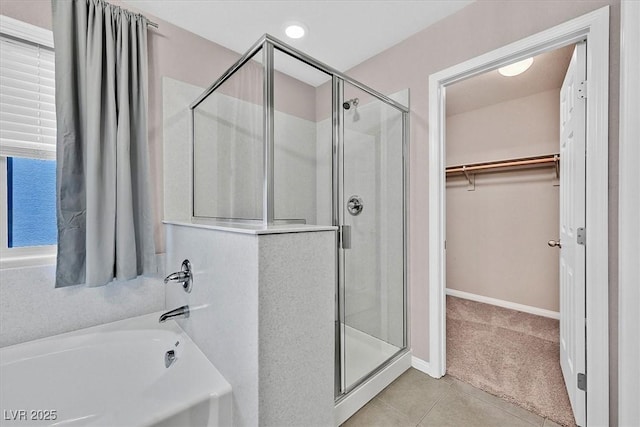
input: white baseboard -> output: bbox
[411,356,441,378]
[446,288,560,320]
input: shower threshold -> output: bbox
[335,334,411,425]
[343,325,400,389]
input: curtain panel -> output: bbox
[52,0,155,287]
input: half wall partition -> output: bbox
[189,34,409,402]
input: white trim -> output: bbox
[0,157,6,264]
[0,252,56,270]
[0,141,57,161]
[0,15,53,48]
[334,351,411,425]
[618,2,640,426]
[446,288,560,320]
[428,7,609,426]
[411,356,438,377]
[0,17,58,270]
[428,72,447,380]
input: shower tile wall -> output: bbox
[163,77,201,221]
[316,90,407,347]
[163,76,406,348]
[163,77,319,225]
[274,114,318,223]
[193,89,264,220]
[315,119,333,226]
[343,126,380,335]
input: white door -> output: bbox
[558,41,587,427]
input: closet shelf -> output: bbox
[447,154,559,181]
[446,154,560,190]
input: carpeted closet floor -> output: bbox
[446,295,576,427]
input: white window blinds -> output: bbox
[0,32,56,159]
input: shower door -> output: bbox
[338,81,406,394]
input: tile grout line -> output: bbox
[414,382,455,426]
[449,379,544,427]
[371,396,415,424]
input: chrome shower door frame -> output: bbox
[189,33,410,401]
[334,78,409,399]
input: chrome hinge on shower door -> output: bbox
[339,225,352,249]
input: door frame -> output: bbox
[427,6,609,426]
[618,1,640,425]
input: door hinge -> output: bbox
[578,80,588,99]
[339,225,352,249]
[577,227,586,246]
[577,373,587,391]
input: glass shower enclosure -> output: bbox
[189,34,409,399]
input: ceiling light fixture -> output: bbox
[498,57,534,77]
[284,23,306,39]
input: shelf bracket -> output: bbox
[462,166,475,191]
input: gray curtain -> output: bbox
[52,0,156,287]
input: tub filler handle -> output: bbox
[164,259,193,293]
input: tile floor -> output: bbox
[342,368,563,427]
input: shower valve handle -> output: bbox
[165,271,189,283]
[164,259,193,293]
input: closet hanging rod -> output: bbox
[446,154,559,174]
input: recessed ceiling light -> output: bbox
[284,23,306,39]
[498,57,534,77]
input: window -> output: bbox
[0,16,56,268]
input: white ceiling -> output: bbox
[446,44,575,116]
[126,0,473,86]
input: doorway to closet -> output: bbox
[442,42,583,427]
[428,8,610,427]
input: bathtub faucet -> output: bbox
[159,305,190,323]
[164,271,189,284]
[164,259,193,293]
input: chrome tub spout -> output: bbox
[159,305,190,323]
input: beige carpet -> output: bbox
[446,296,576,427]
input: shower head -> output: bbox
[343,98,359,110]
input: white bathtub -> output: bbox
[0,313,232,427]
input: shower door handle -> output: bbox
[340,225,352,249]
